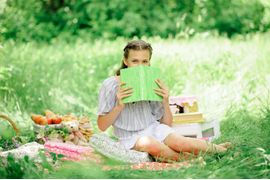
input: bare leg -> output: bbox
[164,133,227,155]
[132,136,194,162]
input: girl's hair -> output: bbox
[115,40,153,75]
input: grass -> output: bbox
[0,32,270,178]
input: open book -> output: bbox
[120,66,163,103]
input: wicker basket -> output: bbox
[0,113,20,136]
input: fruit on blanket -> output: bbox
[78,116,93,140]
[32,110,62,125]
[45,109,62,124]
[39,117,48,125]
[45,109,56,119]
[31,114,47,125]
[62,114,77,122]
[31,114,41,124]
[52,117,62,124]
[47,118,53,124]
[32,111,94,146]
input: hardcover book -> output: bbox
[120,66,163,103]
[172,112,205,124]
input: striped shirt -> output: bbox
[97,76,164,139]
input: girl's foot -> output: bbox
[218,142,232,149]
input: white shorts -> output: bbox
[118,122,175,150]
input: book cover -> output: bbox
[172,112,205,124]
[120,66,163,103]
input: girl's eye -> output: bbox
[143,61,148,63]
[132,60,138,63]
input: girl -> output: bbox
[97,40,230,162]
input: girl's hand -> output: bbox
[154,79,170,104]
[116,82,133,109]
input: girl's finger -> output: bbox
[120,87,132,92]
[121,90,133,95]
[120,87,132,91]
[154,88,162,92]
[119,82,126,87]
[155,79,161,87]
[118,82,127,91]
[154,88,164,94]
[154,91,163,97]
[121,93,133,99]
[154,88,165,94]
[154,89,167,97]
[120,90,132,95]
[158,79,165,85]
[155,79,167,89]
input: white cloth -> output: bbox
[0,142,44,160]
[118,121,175,150]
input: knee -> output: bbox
[165,133,187,151]
[134,136,160,153]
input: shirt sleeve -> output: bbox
[97,79,117,115]
[150,101,164,121]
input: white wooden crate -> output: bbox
[172,120,220,141]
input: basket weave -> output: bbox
[0,113,20,135]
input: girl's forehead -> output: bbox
[128,49,150,57]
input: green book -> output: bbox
[120,66,163,103]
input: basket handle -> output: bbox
[0,113,20,135]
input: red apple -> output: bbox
[47,118,53,124]
[52,117,62,124]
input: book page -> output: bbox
[120,66,163,103]
[120,66,141,103]
[146,67,162,101]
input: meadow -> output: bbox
[0,32,270,178]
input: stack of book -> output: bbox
[172,112,204,124]
[169,96,216,139]
[169,96,205,124]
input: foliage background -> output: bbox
[1,0,270,42]
[0,0,270,178]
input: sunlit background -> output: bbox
[0,0,270,178]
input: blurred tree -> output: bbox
[0,0,269,42]
[198,0,266,37]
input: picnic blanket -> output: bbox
[102,161,191,171]
[0,141,198,171]
[44,141,102,163]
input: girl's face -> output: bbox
[124,49,150,67]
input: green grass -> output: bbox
[0,32,270,178]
